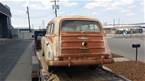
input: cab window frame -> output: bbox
[46,24,51,35]
[46,23,55,35]
[50,23,55,34]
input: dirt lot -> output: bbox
[105,61,145,81]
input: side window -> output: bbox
[50,23,55,34]
[46,25,49,34]
[46,24,51,34]
[51,24,54,34]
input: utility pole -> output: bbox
[52,0,59,17]
[26,6,31,32]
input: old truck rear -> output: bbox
[41,16,113,70]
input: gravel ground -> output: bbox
[105,61,145,81]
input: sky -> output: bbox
[0,0,144,29]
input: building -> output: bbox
[0,2,13,38]
[13,28,34,39]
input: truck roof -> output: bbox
[48,15,101,25]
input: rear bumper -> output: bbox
[47,58,114,66]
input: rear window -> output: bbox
[61,20,100,32]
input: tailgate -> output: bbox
[61,32,106,55]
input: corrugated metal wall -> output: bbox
[0,3,11,17]
[0,2,12,38]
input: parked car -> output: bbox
[41,16,113,71]
[34,30,46,50]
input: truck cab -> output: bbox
[41,16,113,69]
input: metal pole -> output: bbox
[132,44,140,61]
[27,6,31,32]
[136,47,138,61]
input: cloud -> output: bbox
[123,9,135,17]
[120,0,134,5]
[0,0,54,28]
[144,0,145,22]
[0,0,51,1]
[0,0,143,28]
[84,1,110,10]
[22,0,53,10]
[28,2,52,10]
[22,0,78,10]
[59,0,78,7]
[84,0,135,10]
[125,12,135,16]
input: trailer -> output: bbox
[32,32,130,81]
[32,50,54,81]
[32,50,131,81]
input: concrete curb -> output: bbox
[103,66,131,81]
